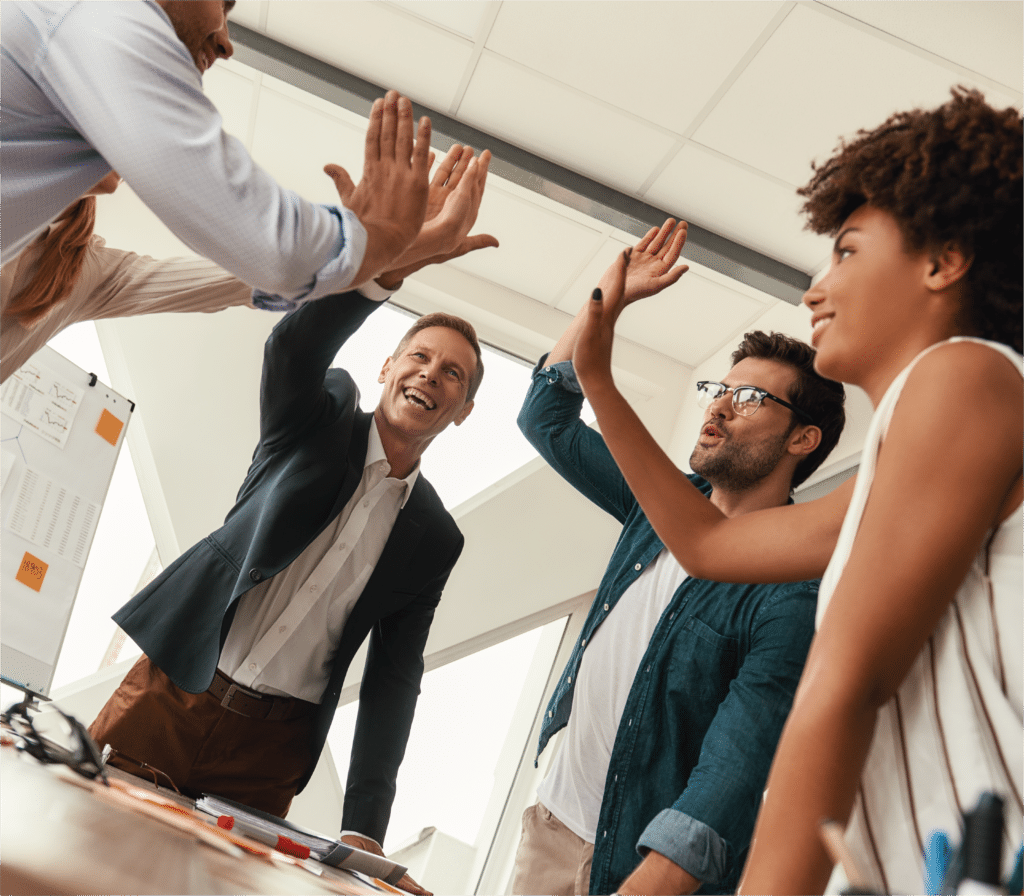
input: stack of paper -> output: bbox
[194,794,407,884]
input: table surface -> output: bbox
[0,743,389,896]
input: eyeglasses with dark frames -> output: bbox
[696,380,815,425]
[2,699,108,784]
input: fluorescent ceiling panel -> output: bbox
[388,0,493,40]
[263,0,475,110]
[820,0,1024,92]
[483,1,787,135]
[457,53,680,195]
[694,3,1018,186]
[646,144,832,273]
[445,184,607,305]
[249,87,368,205]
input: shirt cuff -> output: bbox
[533,357,583,394]
[636,809,728,887]
[357,278,399,303]
[340,830,383,850]
[252,206,368,311]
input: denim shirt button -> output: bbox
[548,710,553,718]
[603,603,609,611]
[567,676,572,684]
[634,563,641,571]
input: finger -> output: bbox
[391,93,412,164]
[323,163,356,205]
[364,97,384,164]
[649,217,677,257]
[427,150,436,170]
[658,263,690,289]
[433,144,464,188]
[412,114,432,174]
[475,148,492,190]
[664,220,689,263]
[451,233,500,259]
[445,144,473,191]
[634,225,660,255]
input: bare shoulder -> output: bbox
[887,340,1021,474]
[907,339,1022,394]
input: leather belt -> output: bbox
[208,670,317,722]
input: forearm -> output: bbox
[582,372,726,574]
[619,851,700,895]
[547,304,589,365]
[738,678,877,895]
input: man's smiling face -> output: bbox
[157,1,235,74]
[375,326,477,450]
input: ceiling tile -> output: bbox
[559,236,770,367]
[228,1,267,31]
[202,62,257,146]
[263,1,474,110]
[693,3,1021,186]
[459,53,679,194]
[249,87,367,205]
[484,1,786,134]
[820,1,1023,93]
[646,144,832,272]
[386,1,492,39]
[446,182,606,305]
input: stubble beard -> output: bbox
[689,429,791,492]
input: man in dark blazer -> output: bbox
[89,275,484,892]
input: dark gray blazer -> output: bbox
[114,291,464,842]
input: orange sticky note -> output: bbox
[96,409,124,446]
[16,552,48,592]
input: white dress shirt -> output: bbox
[219,422,419,703]
[1,1,364,308]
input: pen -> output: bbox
[820,819,875,894]
[216,814,311,860]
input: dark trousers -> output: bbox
[88,655,316,817]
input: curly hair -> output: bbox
[732,331,846,489]
[798,87,1022,354]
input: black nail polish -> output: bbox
[592,288,602,302]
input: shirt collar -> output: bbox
[367,418,419,508]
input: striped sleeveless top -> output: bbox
[817,337,1023,894]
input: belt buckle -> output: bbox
[221,683,257,714]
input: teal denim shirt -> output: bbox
[518,358,818,895]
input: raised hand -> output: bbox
[324,90,431,287]
[375,144,498,287]
[573,247,632,394]
[619,218,689,304]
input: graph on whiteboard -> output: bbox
[0,361,84,449]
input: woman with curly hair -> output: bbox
[571,87,1022,894]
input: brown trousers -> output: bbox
[511,802,595,896]
[88,655,316,817]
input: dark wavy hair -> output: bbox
[393,312,484,401]
[731,331,846,489]
[798,87,1022,354]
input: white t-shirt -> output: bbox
[538,548,688,842]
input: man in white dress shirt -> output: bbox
[90,280,483,894]
[1,1,456,309]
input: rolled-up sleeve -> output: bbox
[637,584,818,886]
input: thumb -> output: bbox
[324,163,356,205]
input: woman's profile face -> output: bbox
[801,204,938,402]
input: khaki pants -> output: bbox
[511,802,595,896]
[88,655,316,817]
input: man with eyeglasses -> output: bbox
[513,221,846,895]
